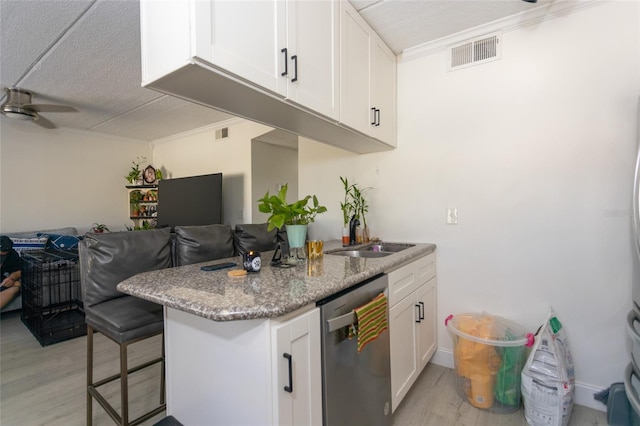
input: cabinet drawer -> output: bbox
[414,253,435,285]
[388,253,435,307]
[388,262,416,307]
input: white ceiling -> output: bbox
[0,0,547,142]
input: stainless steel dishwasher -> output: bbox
[317,273,392,426]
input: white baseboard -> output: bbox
[430,348,607,413]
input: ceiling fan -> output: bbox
[0,87,77,129]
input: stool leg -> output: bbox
[120,343,128,426]
[87,325,94,426]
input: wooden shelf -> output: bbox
[126,184,158,189]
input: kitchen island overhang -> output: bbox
[116,240,436,321]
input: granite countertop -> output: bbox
[116,240,436,322]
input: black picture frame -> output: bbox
[143,165,156,184]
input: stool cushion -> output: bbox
[85,296,163,343]
[174,224,234,266]
[153,415,184,426]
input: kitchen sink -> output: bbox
[365,243,415,253]
[327,242,415,258]
[327,250,392,258]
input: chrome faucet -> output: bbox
[349,215,360,246]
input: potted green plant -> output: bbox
[92,223,110,233]
[339,177,372,244]
[339,177,355,246]
[352,184,371,243]
[258,184,327,259]
[125,156,147,184]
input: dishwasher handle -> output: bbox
[327,311,356,333]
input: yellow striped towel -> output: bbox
[353,292,388,353]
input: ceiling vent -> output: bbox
[448,33,501,71]
[215,127,229,140]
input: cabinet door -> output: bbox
[370,36,397,146]
[273,308,322,426]
[339,1,371,135]
[208,0,285,95]
[416,279,437,372]
[389,294,419,413]
[284,0,339,119]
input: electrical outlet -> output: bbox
[447,208,458,225]
[237,209,244,220]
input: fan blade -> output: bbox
[33,115,56,129]
[27,104,77,113]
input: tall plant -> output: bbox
[339,176,371,226]
[339,176,355,225]
[352,184,371,228]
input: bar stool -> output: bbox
[79,228,173,426]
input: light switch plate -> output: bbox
[447,208,458,225]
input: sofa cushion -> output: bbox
[6,227,78,239]
[174,224,234,266]
[80,228,172,308]
[38,233,83,251]
[10,236,48,255]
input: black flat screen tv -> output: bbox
[157,173,223,229]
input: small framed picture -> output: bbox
[143,165,156,184]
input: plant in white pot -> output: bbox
[258,184,327,261]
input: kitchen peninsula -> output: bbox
[117,240,436,425]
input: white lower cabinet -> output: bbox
[416,279,437,371]
[272,307,322,426]
[164,306,321,425]
[388,253,437,412]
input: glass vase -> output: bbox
[342,226,350,247]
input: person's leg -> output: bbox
[0,283,20,309]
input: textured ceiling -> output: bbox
[352,0,542,54]
[0,0,548,142]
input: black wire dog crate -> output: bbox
[21,250,86,346]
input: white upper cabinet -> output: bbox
[339,3,370,136]
[140,0,393,154]
[280,1,339,119]
[206,1,283,94]
[142,0,337,120]
[339,1,397,147]
[371,37,397,145]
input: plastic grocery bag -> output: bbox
[494,329,528,406]
[521,309,575,426]
[453,314,502,409]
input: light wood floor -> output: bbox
[1,311,608,426]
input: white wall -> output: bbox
[299,0,640,405]
[0,119,151,233]
[251,140,298,224]
[152,119,273,227]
